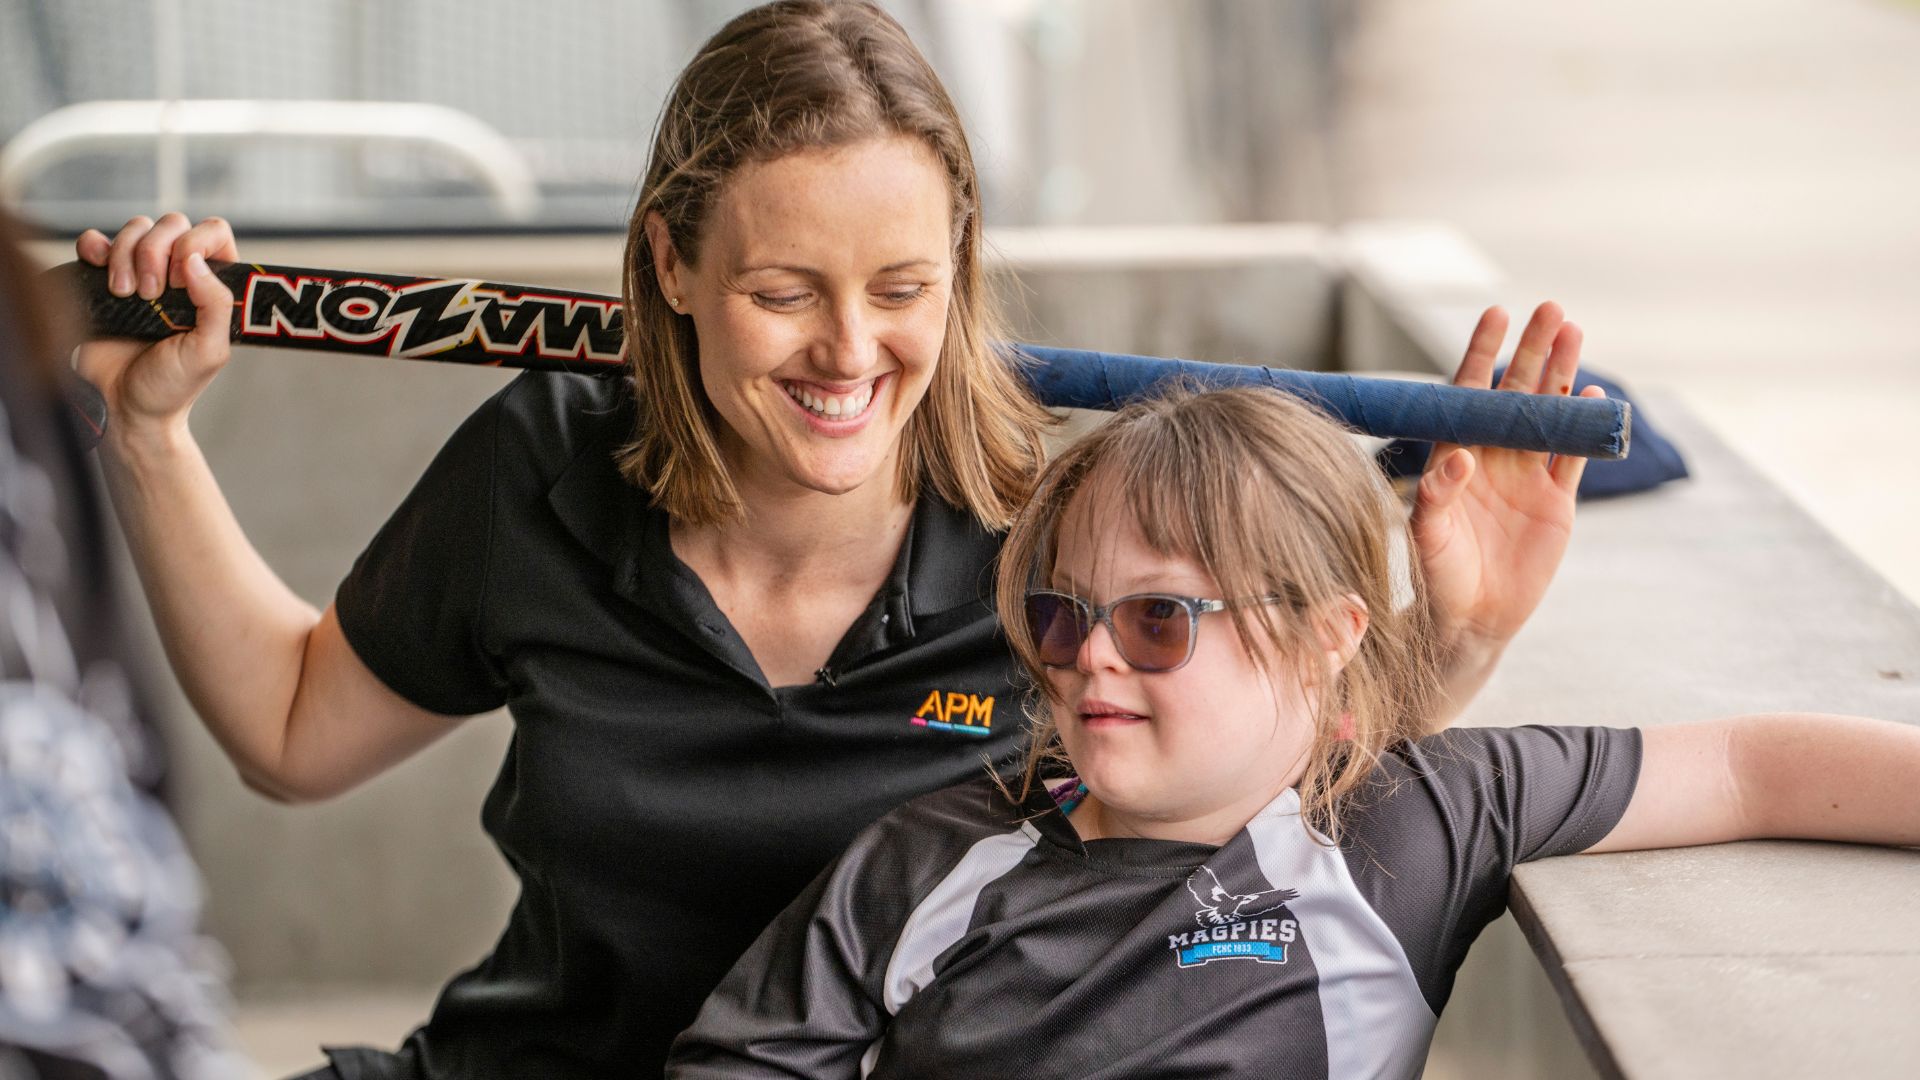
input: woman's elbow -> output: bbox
[235,758,354,804]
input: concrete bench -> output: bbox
[1470,397,1920,1080]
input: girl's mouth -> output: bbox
[1078,698,1149,729]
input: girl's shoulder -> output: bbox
[871,774,1035,843]
[832,775,1039,884]
[1341,723,1643,865]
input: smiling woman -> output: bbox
[67,2,1602,1078]
[619,8,1050,533]
[644,137,958,506]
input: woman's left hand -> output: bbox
[1411,302,1603,704]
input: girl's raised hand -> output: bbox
[73,213,239,446]
[1412,302,1605,696]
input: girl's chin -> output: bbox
[1073,766,1167,814]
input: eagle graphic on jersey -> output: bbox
[1186,866,1299,927]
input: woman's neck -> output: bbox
[670,445,915,592]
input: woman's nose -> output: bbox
[815,302,876,379]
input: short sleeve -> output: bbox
[1400,724,1644,867]
[1486,724,1644,863]
[1338,724,1644,1012]
[670,781,1023,1080]
[335,388,510,717]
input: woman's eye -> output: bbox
[754,292,809,310]
[875,285,925,305]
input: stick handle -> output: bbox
[1016,345,1631,460]
[53,260,1630,458]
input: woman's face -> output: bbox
[1043,481,1321,840]
[655,135,955,500]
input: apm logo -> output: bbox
[910,690,994,736]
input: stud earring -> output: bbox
[669,296,681,309]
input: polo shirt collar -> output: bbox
[547,438,1003,658]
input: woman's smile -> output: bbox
[779,372,888,434]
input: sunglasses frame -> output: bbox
[1022,590,1283,673]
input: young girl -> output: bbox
[666,385,1920,1079]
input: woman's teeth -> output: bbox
[785,383,875,420]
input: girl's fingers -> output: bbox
[76,228,111,266]
[1540,322,1583,398]
[1453,306,1509,389]
[1498,301,1565,394]
[106,216,155,297]
[1549,385,1608,491]
[1417,447,1476,517]
[170,216,239,289]
[132,211,193,299]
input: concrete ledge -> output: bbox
[1486,397,1920,1078]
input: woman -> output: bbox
[73,3,1592,1077]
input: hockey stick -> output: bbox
[52,259,1630,459]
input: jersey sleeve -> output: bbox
[1431,724,1644,865]
[1338,724,1644,1012]
[334,386,511,717]
[667,833,902,1078]
[669,781,1015,1080]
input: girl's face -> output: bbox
[1044,483,1321,842]
[652,135,954,501]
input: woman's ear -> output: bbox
[642,211,684,305]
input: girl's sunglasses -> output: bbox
[1022,590,1284,673]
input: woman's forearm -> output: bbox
[100,421,320,794]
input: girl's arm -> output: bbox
[1411,303,1601,730]
[1586,714,1920,854]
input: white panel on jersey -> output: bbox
[879,823,1041,1015]
[1247,789,1437,1080]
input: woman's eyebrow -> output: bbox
[732,258,940,277]
[732,262,817,278]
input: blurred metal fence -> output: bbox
[2,0,1352,233]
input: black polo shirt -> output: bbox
[328,372,1025,1080]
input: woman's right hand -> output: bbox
[74,213,239,444]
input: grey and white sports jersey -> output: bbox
[669,724,1642,1080]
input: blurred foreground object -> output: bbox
[0,212,244,1079]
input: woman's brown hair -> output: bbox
[995,386,1445,840]
[619,0,1052,527]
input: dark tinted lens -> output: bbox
[1112,595,1192,671]
[1024,593,1089,667]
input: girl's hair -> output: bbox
[995,385,1444,839]
[618,0,1052,527]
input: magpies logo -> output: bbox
[1186,866,1299,927]
[1168,867,1300,968]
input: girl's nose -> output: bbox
[1076,619,1129,674]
